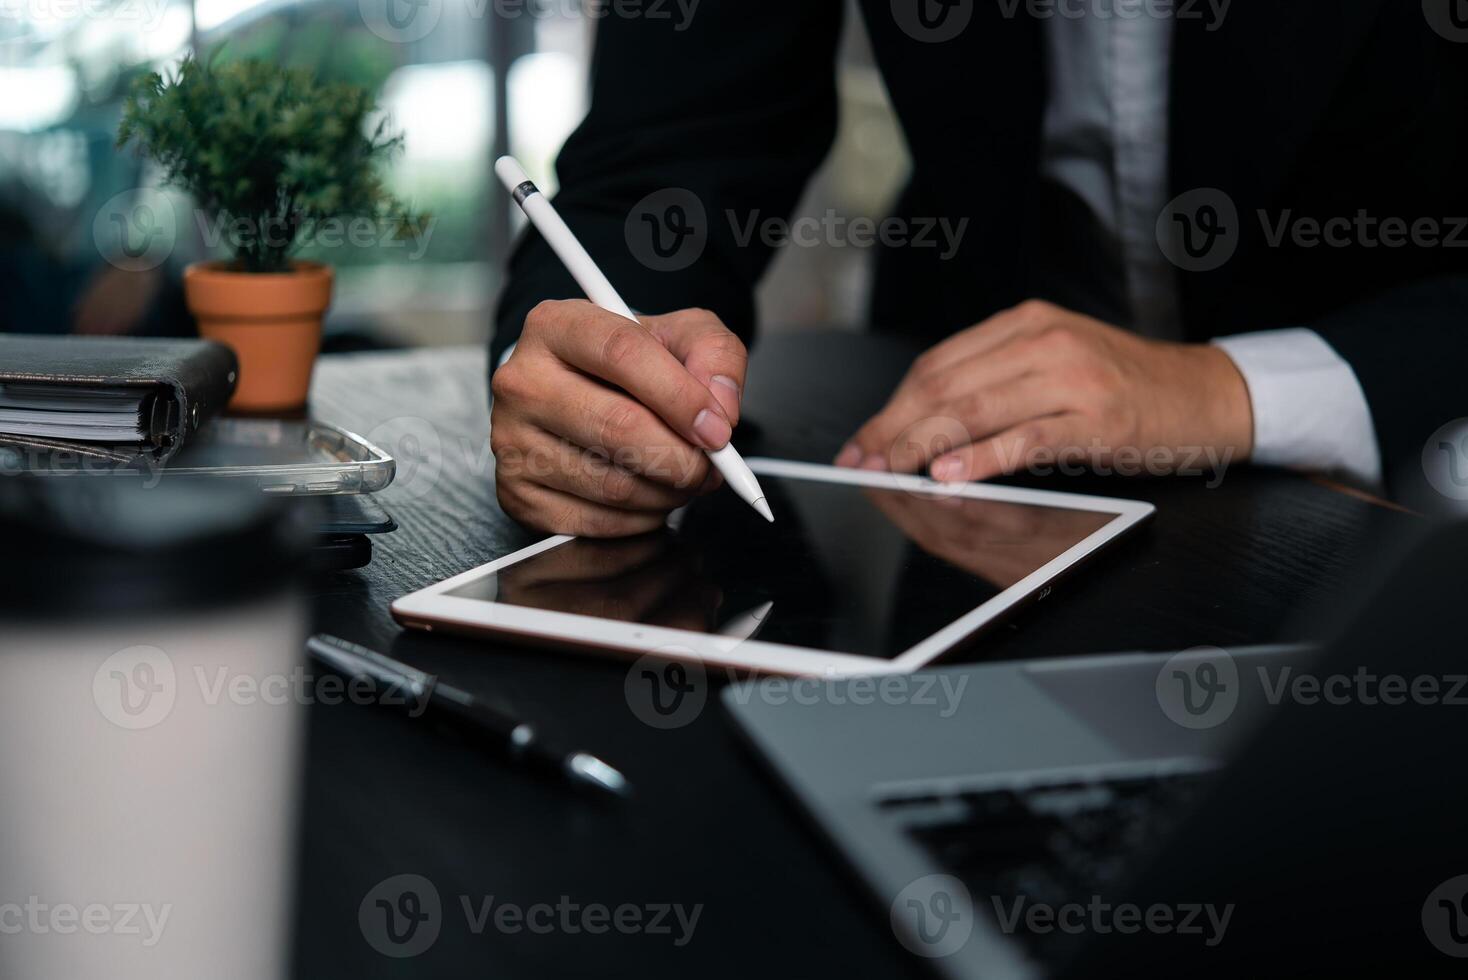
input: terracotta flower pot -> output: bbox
[183,260,333,413]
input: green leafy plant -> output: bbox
[118,54,424,273]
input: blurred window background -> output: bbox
[0,0,907,348]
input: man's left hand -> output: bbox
[836,300,1254,482]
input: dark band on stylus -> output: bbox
[511,181,539,205]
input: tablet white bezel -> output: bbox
[390,459,1155,677]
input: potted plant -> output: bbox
[118,55,423,412]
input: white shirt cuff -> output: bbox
[1212,328,1382,487]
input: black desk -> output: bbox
[295,332,1407,978]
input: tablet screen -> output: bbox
[445,473,1117,660]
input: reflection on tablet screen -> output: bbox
[447,475,1114,659]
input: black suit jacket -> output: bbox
[495,1,1468,490]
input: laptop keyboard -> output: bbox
[882,770,1213,960]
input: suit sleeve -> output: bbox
[491,1,846,367]
[1297,11,1468,497]
[1307,275,1468,490]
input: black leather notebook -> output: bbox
[0,335,238,463]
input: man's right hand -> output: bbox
[490,300,747,537]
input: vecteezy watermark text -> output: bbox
[1259,210,1468,251]
[92,645,435,730]
[892,0,1230,44]
[0,444,168,487]
[727,210,969,261]
[1156,646,1468,732]
[459,895,701,945]
[0,0,171,32]
[93,191,437,272]
[493,441,708,492]
[991,894,1234,947]
[993,438,1235,488]
[890,874,1233,958]
[358,874,701,958]
[192,664,433,715]
[626,654,969,730]
[1158,189,1468,272]
[1257,665,1468,708]
[495,0,700,24]
[0,898,172,948]
[624,188,970,271]
[359,0,700,45]
[723,672,969,717]
[997,0,1230,28]
[193,212,436,261]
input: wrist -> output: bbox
[1192,343,1254,459]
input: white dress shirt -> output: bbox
[1039,3,1382,485]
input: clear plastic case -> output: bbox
[165,418,396,495]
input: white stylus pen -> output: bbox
[494,155,774,523]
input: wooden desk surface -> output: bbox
[295,333,1407,978]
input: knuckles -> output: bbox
[489,370,514,404]
[916,368,960,404]
[598,463,639,506]
[1012,298,1059,323]
[490,360,532,404]
[569,505,641,539]
[1010,421,1050,451]
[597,402,644,452]
[497,480,604,538]
[1033,323,1086,359]
[668,307,725,334]
[664,308,747,362]
[556,503,597,536]
[488,419,510,459]
[495,480,539,529]
[701,339,748,378]
[703,330,747,363]
[598,323,642,371]
[1063,364,1112,402]
[523,299,566,339]
[954,388,993,425]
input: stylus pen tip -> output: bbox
[753,497,774,523]
[567,752,633,798]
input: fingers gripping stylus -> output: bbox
[495,155,773,523]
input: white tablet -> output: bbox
[391,460,1154,677]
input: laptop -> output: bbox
[724,521,1468,977]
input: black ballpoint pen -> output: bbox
[305,634,632,798]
